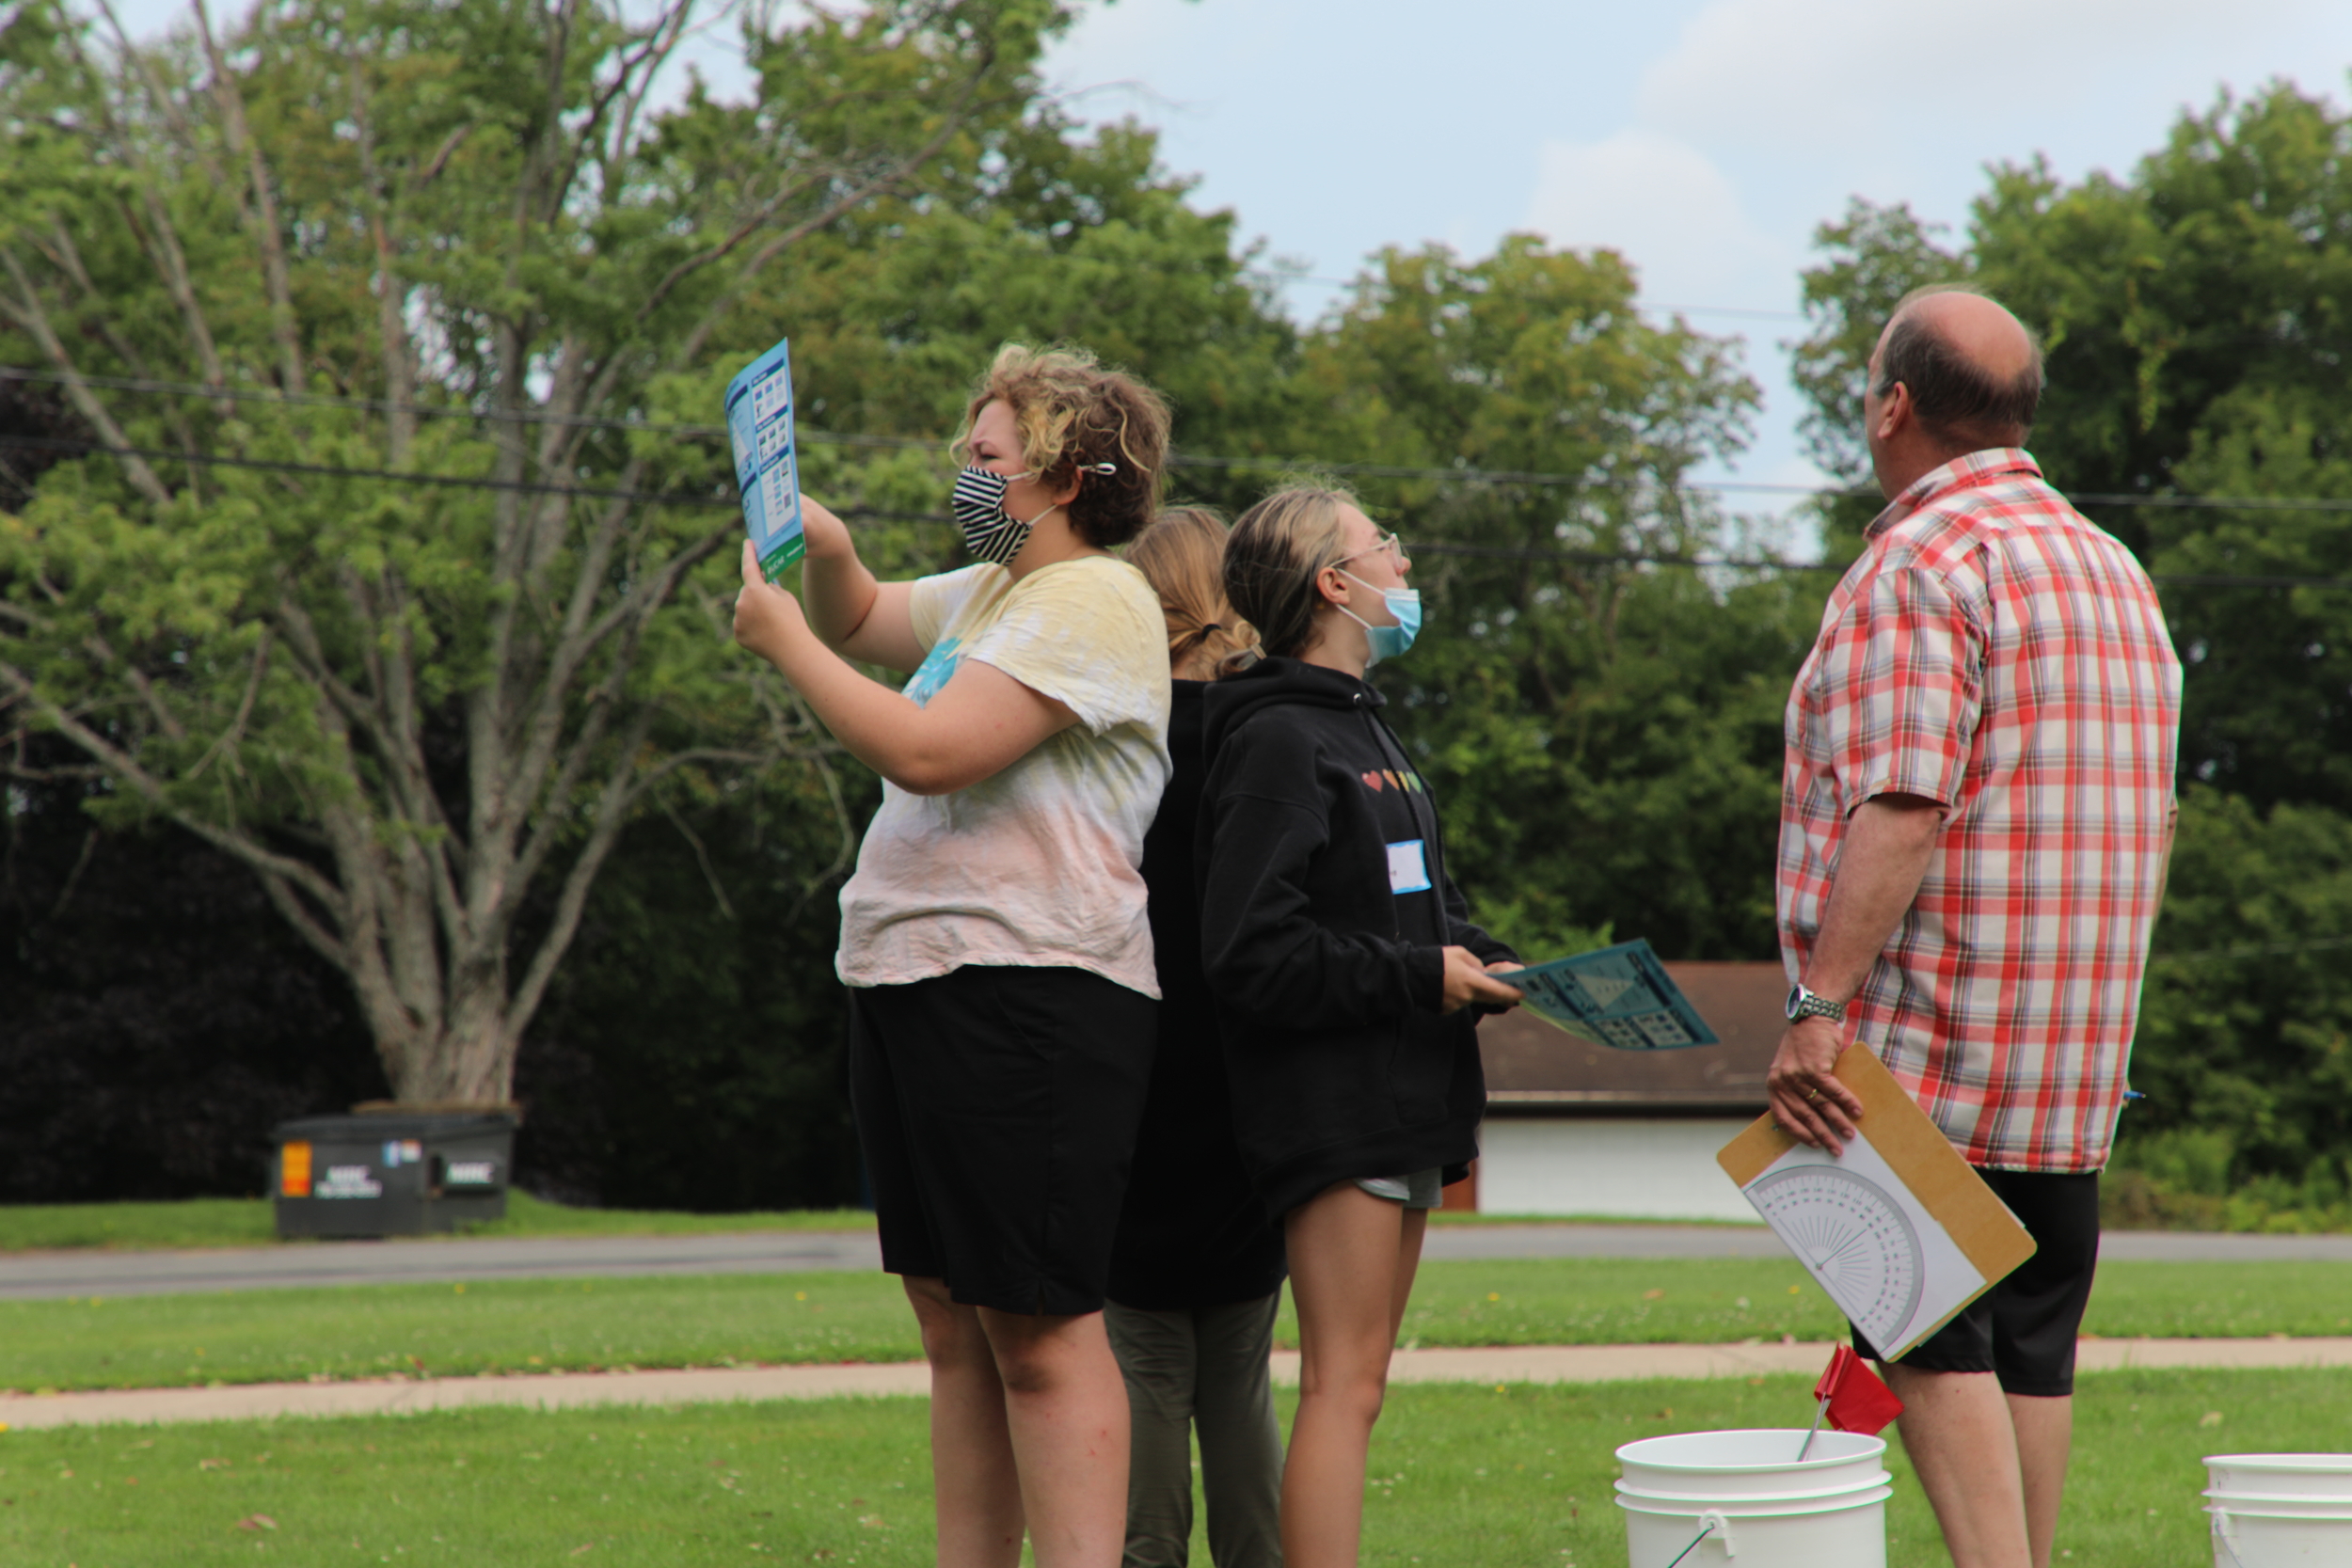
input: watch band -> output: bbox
[1786,982,1847,1025]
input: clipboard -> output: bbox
[1717,1043,2037,1360]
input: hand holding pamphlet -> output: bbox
[724,336,805,582]
[1503,938,1720,1051]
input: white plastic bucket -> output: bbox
[2205,1454,2352,1567]
[1616,1430,1890,1567]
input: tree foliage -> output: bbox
[1277,238,1802,960]
[0,0,1062,1102]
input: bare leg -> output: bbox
[1881,1365,2030,1568]
[1388,1208,1428,1344]
[905,1276,1024,1568]
[978,1305,1131,1568]
[2008,1393,2074,1568]
[1281,1183,1421,1568]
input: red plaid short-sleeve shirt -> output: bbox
[1778,450,2182,1172]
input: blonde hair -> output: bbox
[952,343,1172,547]
[1221,486,1361,669]
[1128,507,1254,675]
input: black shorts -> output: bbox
[850,965,1156,1316]
[1853,1168,2099,1398]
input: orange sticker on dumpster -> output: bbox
[279,1141,312,1197]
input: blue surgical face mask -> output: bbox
[1337,568,1422,665]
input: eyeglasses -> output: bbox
[1335,529,1406,570]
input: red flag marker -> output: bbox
[1800,1345,1905,1457]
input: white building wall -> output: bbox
[1477,1117,1761,1222]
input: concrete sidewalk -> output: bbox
[8,1336,2352,1431]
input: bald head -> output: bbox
[1868,286,2045,456]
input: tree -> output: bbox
[2123,787,2352,1197]
[0,0,1061,1102]
[1278,237,1804,960]
[1791,86,2352,811]
[1,730,385,1201]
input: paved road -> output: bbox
[0,1232,884,1300]
[7,1223,2350,1300]
[11,1335,2352,1431]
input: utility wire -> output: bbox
[0,433,934,522]
[15,366,2352,515]
[7,432,2348,591]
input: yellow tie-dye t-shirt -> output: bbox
[835,555,1173,998]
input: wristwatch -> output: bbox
[1785,981,1847,1025]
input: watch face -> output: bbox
[1786,984,1806,1022]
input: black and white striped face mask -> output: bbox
[949,461,1120,565]
[951,465,1044,565]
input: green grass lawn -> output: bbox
[0,1196,1752,1254]
[0,1194,876,1252]
[1,1367,2333,1566]
[8,1258,2352,1395]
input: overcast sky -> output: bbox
[103,0,2352,532]
[1041,0,2352,526]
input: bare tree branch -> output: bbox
[182,625,274,784]
[91,0,236,195]
[0,248,174,507]
[503,723,770,1041]
[666,53,999,367]
[193,0,305,395]
[0,661,349,918]
[347,52,417,465]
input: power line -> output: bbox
[15,365,2352,514]
[7,433,2349,592]
[0,433,936,522]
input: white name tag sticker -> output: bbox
[1386,838,1432,895]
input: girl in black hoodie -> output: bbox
[1198,486,1523,1568]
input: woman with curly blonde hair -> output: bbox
[736,343,1176,1568]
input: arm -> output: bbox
[1767,793,1945,1149]
[796,498,927,673]
[734,543,1075,794]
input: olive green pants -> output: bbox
[1104,1291,1285,1568]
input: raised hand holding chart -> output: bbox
[1717,1044,2036,1361]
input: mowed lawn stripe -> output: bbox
[1,1368,2339,1566]
[8,1258,2352,1394]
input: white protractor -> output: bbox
[1747,1164,1927,1351]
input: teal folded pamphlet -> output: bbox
[1504,938,1719,1050]
[724,336,804,581]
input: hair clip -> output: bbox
[1077,462,1118,475]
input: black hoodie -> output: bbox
[1196,657,1516,1220]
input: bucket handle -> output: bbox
[1661,1509,1738,1566]
[2212,1506,2249,1568]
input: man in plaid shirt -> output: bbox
[1768,287,2180,1568]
